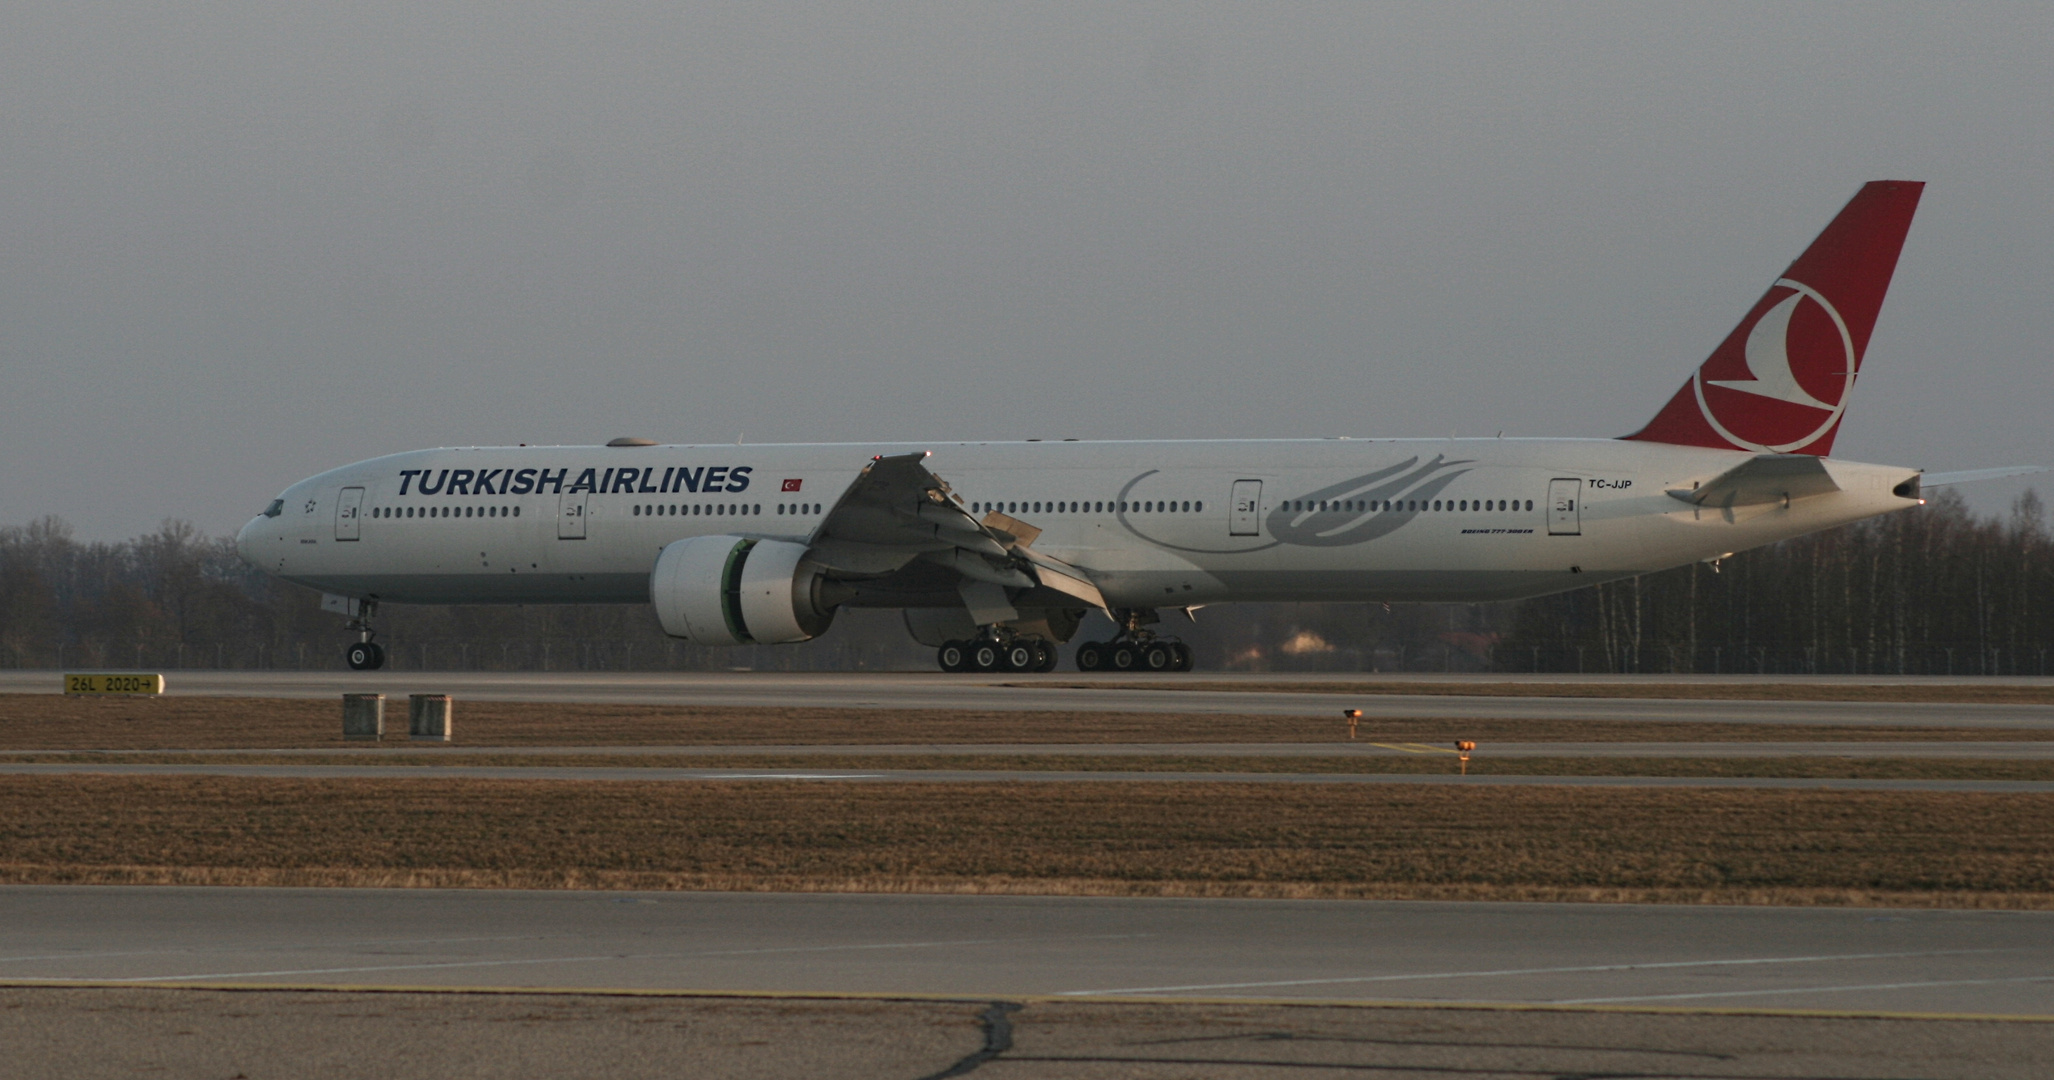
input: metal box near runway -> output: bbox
[409,694,452,742]
[342,694,384,740]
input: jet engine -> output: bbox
[651,536,844,645]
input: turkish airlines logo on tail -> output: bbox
[1620,181,1922,458]
[1691,278,1856,453]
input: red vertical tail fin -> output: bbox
[1623,181,1924,456]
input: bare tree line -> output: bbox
[1498,490,2052,675]
[0,490,2043,674]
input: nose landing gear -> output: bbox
[342,600,386,670]
[345,640,386,671]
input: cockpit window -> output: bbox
[263,499,284,518]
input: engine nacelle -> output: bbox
[651,536,838,645]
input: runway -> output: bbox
[2,886,2048,1018]
[3,761,2051,792]
[6,669,2054,730]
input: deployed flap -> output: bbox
[1668,454,1840,508]
[978,511,1042,548]
[1016,547,1109,610]
[959,580,1018,624]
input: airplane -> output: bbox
[236,180,2037,673]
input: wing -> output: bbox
[807,452,1108,614]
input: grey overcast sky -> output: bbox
[3,3,2050,540]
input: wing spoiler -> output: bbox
[814,451,1110,613]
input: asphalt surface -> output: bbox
[7,989,2048,1079]
[3,760,2050,791]
[8,669,2054,729]
[11,990,2048,1079]
[3,887,2048,1018]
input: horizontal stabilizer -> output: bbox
[1919,465,2047,488]
[1668,454,1840,508]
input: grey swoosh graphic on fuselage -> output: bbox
[1116,455,1474,554]
[1266,455,1473,547]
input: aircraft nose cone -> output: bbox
[235,518,260,566]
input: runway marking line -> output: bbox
[1058,947,2016,996]
[1555,973,2054,1005]
[697,773,884,781]
[0,933,1154,985]
[0,980,2047,1024]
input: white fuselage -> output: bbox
[237,437,1921,611]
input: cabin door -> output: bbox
[1547,478,1582,536]
[1229,480,1262,536]
[334,487,364,541]
[558,491,588,539]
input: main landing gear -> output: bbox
[936,635,1059,674]
[1072,638,1191,672]
[1071,607,1194,672]
[344,600,386,671]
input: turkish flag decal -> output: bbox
[781,478,803,492]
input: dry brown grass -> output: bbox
[0,775,2048,908]
[1044,680,2054,704]
[7,752,2054,781]
[1,695,2045,750]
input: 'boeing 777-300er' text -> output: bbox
[238,181,2035,673]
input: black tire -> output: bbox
[1075,642,1106,671]
[346,642,375,671]
[367,642,387,670]
[972,642,1001,672]
[1170,642,1193,672]
[937,641,969,673]
[1142,642,1174,671]
[1003,643,1036,672]
[1110,644,1138,670]
[1034,642,1059,672]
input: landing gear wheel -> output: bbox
[1170,642,1193,672]
[971,641,1002,672]
[1110,644,1138,670]
[1075,642,1107,671]
[1003,642,1036,672]
[1034,641,1059,672]
[346,642,377,671]
[1142,642,1175,671]
[366,642,386,670]
[937,640,970,673]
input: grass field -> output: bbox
[6,751,2054,781]
[2,695,2047,749]
[1039,680,2054,704]
[1,775,2047,907]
